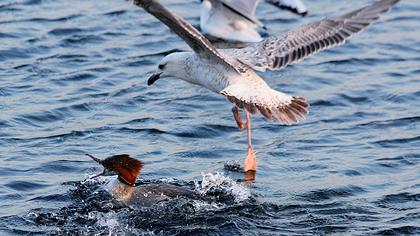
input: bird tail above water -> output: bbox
[87,154,143,186]
[220,82,308,125]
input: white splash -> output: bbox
[158,177,180,184]
[89,211,120,236]
[197,172,251,203]
[191,199,223,211]
[83,174,112,184]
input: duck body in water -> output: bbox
[88,154,203,208]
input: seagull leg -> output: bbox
[243,111,257,175]
[232,106,245,130]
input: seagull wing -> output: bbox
[222,0,260,16]
[133,0,239,72]
[223,0,399,72]
[265,0,308,16]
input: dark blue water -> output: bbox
[1,0,419,235]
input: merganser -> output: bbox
[87,154,203,208]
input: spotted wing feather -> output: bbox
[224,0,399,72]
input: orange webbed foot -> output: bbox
[243,147,257,172]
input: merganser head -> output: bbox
[147,52,190,86]
[87,154,143,186]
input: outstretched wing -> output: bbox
[133,0,239,72]
[266,0,308,16]
[224,0,399,72]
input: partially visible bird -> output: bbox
[200,0,308,43]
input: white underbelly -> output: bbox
[191,63,239,93]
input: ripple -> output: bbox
[298,186,366,202]
[358,116,420,129]
[173,126,225,138]
[0,48,31,61]
[0,32,18,39]
[5,181,49,191]
[375,192,420,206]
[310,99,345,107]
[118,127,166,135]
[376,226,420,235]
[55,72,97,82]
[338,94,370,104]
[37,160,83,174]
[48,27,84,36]
[103,10,127,16]
[376,154,419,167]
[373,135,420,148]
[17,111,67,124]
[7,130,86,142]
[61,34,105,45]
[28,194,69,202]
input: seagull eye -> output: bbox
[158,64,165,70]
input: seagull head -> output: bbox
[147,52,189,86]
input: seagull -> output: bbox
[200,0,308,43]
[133,0,399,174]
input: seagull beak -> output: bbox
[147,71,162,86]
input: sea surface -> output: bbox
[0,0,419,235]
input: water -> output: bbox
[0,0,419,235]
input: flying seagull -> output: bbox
[200,0,308,43]
[133,0,399,174]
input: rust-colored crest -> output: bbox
[88,154,143,186]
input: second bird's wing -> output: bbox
[219,0,263,26]
[265,0,308,16]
